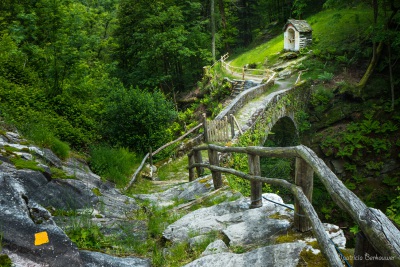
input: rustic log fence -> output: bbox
[124,123,204,191]
[203,113,242,143]
[221,60,276,81]
[187,144,400,267]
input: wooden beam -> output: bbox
[151,123,203,156]
[188,152,196,182]
[124,153,150,191]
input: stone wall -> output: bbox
[215,79,275,121]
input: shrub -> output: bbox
[317,71,334,82]
[102,87,177,153]
[89,146,138,188]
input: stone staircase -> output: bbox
[231,80,245,97]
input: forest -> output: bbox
[0,0,328,153]
[1,0,400,265]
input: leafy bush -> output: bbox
[89,146,138,187]
[317,71,334,82]
[386,187,400,226]
[310,85,334,112]
[102,87,177,153]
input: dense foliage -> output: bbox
[0,0,312,154]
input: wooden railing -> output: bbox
[187,144,400,267]
[124,123,203,191]
[203,113,242,143]
[221,59,275,81]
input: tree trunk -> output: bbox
[356,42,383,94]
[211,0,216,62]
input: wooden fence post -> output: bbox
[149,147,153,166]
[229,114,235,139]
[188,152,195,182]
[194,150,204,177]
[294,157,313,232]
[248,154,263,208]
[208,147,223,189]
[354,231,388,267]
[203,113,208,143]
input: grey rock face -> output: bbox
[201,240,229,256]
[0,170,83,267]
[0,131,147,266]
[80,250,151,267]
[163,193,292,244]
[184,243,306,267]
[135,175,214,207]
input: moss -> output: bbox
[91,187,102,197]
[11,158,45,172]
[198,178,210,184]
[50,167,76,179]
[0,254,12,267]
[274,229,313,245]
[297,247,328,267]
[268,212,292,221]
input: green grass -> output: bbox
[89,146,140,188]
[157,156,189,181]
[230,34,283,68]
[229,6,371,70]
[11,157,45,172]
[308,7,372,54]
[23,123,70,159]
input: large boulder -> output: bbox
[184,243,306,267]
[0,169,83,267]
[80,250,151,267]
[136,175,215,207]
[163,193,292,245]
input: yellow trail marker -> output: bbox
[34,231,49,246]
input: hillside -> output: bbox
[1,1,400,266]
[223,5,400,228]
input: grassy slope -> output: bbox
[230,6,372,68]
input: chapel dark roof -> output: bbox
[283,19,312,32]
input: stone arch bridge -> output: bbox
[210,78,310,146]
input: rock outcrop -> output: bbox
[0,131,149,266]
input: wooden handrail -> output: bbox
[124,152,150,191]
[188,144,400,267]
[152,123,203,156]
[124,123,203,191]
[191,162,342,266]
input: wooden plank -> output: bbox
[230,114,235,138]
[354,231,390,267]
[294,157,313,232]
[203,113,208,143]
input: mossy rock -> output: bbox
[0,254,12,267]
